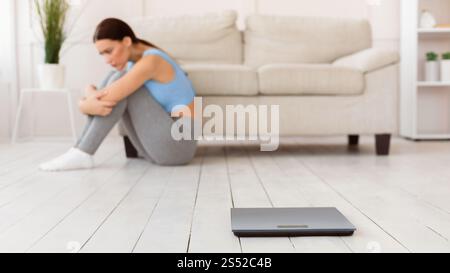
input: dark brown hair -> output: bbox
[93,18,162,50]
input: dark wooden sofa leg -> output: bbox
[123,136,138,158]
[348,135,359,146]
[375,134,391,156]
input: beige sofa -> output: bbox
[120,10,399,156]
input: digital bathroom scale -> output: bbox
[231,207,356,237]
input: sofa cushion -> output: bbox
[244,15,372,67]
[181,64,258,96]
[129,10,242,64]
[258,64,365,96]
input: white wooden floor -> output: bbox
[0,136,450,253]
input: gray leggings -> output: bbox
[74,75,197,166]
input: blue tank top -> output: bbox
[126,48,196,113]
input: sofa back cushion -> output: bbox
[244,15,372,67]
[129,10,242,64]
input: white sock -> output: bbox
[39,148,94,172]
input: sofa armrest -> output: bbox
[333,48,399,73]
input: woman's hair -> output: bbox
[93,18,162,50]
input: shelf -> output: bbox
[418,28,450,39]
[400,0,450,140]
[418,82,450,87]
[418,28,450,33]
[21,88,70,93]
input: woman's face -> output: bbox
[95,38,131,71]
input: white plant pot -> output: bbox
[37,64,65,89]
[425,61,439,82]
[441,60,450,82]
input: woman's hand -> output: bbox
[84,84,98,97]
[79,93,117,117]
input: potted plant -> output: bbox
[441,52,450,82]
[425,51,439,82]
[35,0,69,89]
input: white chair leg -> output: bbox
[30,92,35,141]
[11,92,25,144]
[66,91,77,143]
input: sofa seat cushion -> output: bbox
[258,64,365,96]
[181,64,258,96]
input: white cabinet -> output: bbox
[401,0,450,139]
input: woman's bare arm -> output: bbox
[78,94,117,116]
[96,54,160,102]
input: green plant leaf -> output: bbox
[35,0,69,64]
[426,52,438,62]
[442,52,450,60]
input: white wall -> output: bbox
[13,0,401,138]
